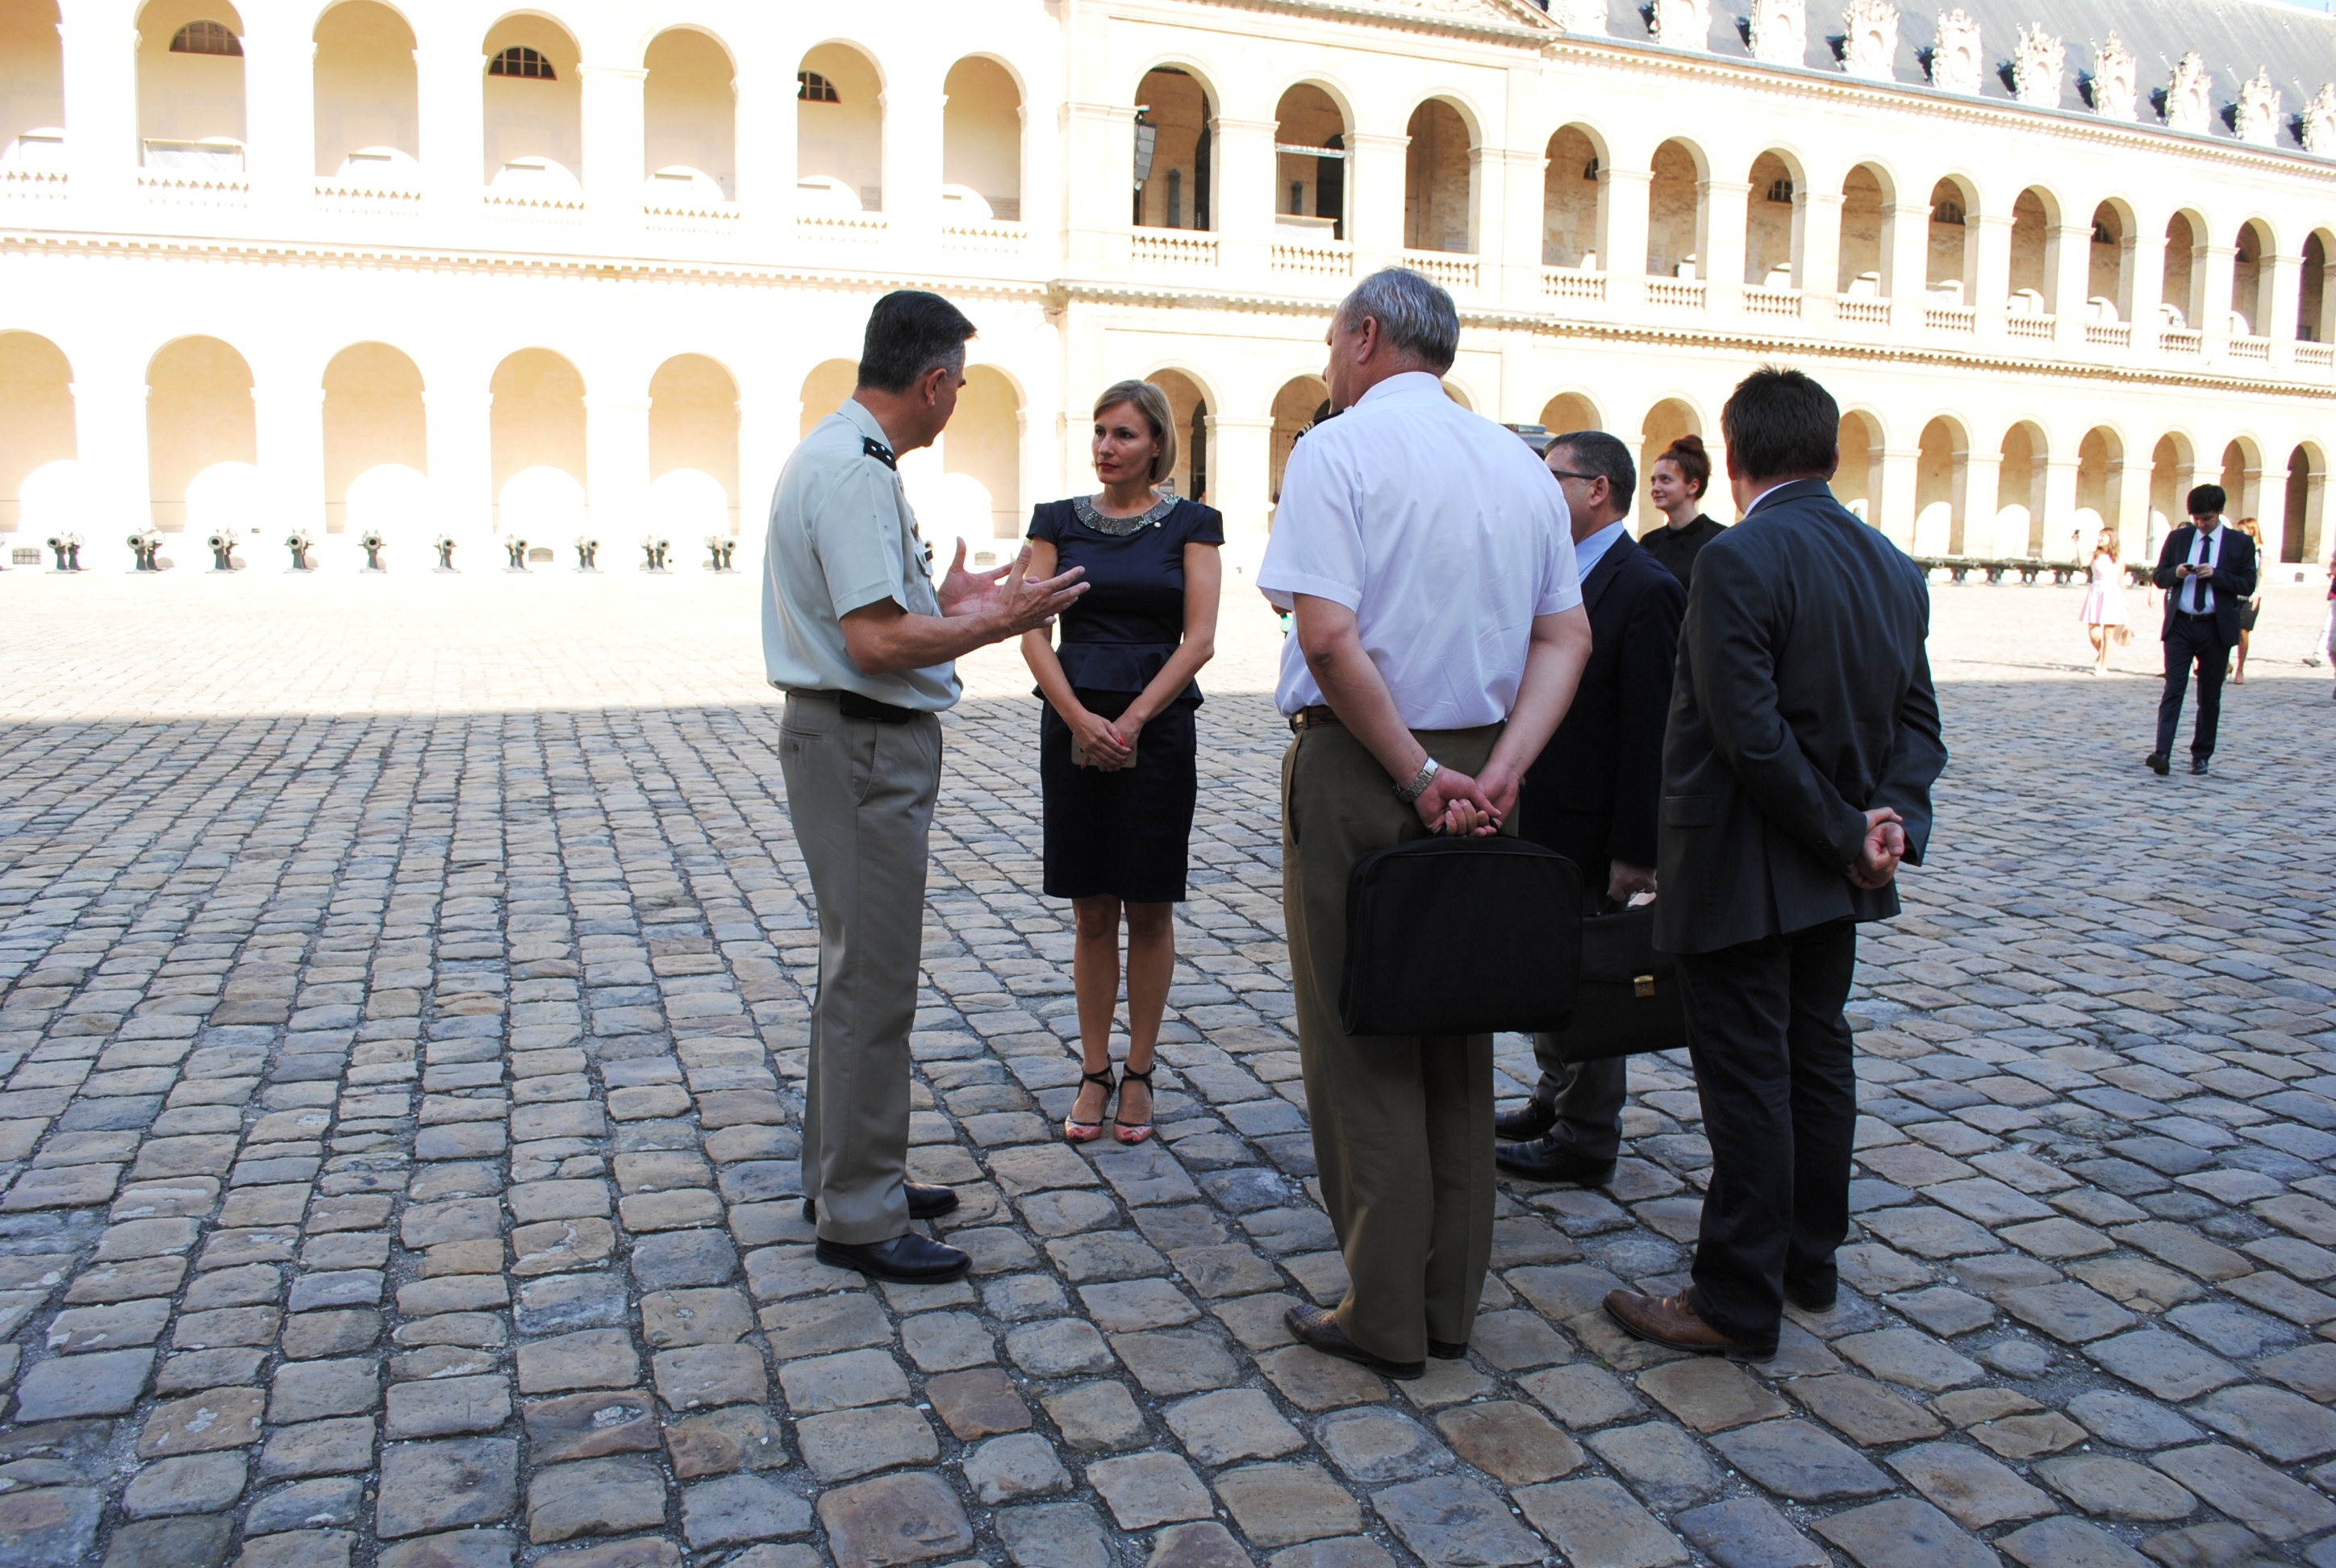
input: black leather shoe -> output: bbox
[2190,756,2209,775]
[2146,753,2170,775]
[1784,1279,1838,1312]
[1492,1099,1557,1142]
[1494,1136,1616,1187]
[803,1183,958,1224]
[815,1232,971,1283]
[1428,1339,1469,1361]
[1284,1303,1424,1380]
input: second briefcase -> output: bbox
[1339,837,1583,1037]
[1541,900,1689,1063]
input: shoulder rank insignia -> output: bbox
[861,436,896,471]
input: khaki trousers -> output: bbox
[1282,718,1503,1363]
[779,692,943,1246]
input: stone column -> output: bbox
[2265,248,2301,370]
[1207,414,1274,537]
[254,384,327,538]
[240,26,315,218]
[1601,166,1650,311]
[1484,144,1546,307]
[1700,178,1749,316]
[2041,456,2082,560]
[416,28,485,223]
[1882,201,1931,341]
[585,394,653,538]
[735,390,790,543]
[2200,241,2236,360]
[733,57,791,243]
[881,79,944,247]
[1344,131,1410,277]
[423,389,494,539]
[2050,222,2091,351]
[1877,444,1921,549]
[1799,190,1842,327]
[2114,437,2155,561]
[1062,99,1133,275]
[1958,450,1999,559]
[578,64,646,245]
[2303,465,2328,565]
[2127,227,2165,360]
[1212,116,1277,277]
[70,372,152,540]
[57,11,140,214]
[1968,211,2013,344]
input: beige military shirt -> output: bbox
[760,398,959,712]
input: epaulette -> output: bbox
[861,437,897,471]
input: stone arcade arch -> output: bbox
[930,364,1019,551]
[2149,432,2196,557]
[1274,84,1347,243]
[2075,427,2122,562]
[1925,177,1978,305]
[649,353,740,538]
[1270,375,1329,506]
[1645,139,1703,281]
[1537,392,1600,437]
[798,43,882,214]
[1637,398,1700,528]
[313,1,417,181]
[2007,186,2056,317]
[799,359,857,437]
[2301,230,2334,344]
[2162,210,2205,329]
[1995,420,2046,558]
[1135,67,1212,231]
[490,348,586,537]
[1403,98,1473,254]
[942,57,1023,224]
[644,28,736,204]
[1145,369,1210,507]
[2219,437,2263,523]
[1744,148,1801,289]
[2,0,65,169]
[1836,409,1883,523]
[138,0,246,172]
[2231,219,2273,339]
[0,330,74,534]
[482,15,582,194]
[1837,163,1890,297]
[2280,444,2322,565]
[2088,202,2134,326]
[147,336,256,534]
[322,341,426,537]
[1542,126,1602,270]
[1914,415,1967,556]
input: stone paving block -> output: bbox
[376,1439,518,1538]
[1635,1357,1787,1432]
[1167,1389,1306,1467]
[385,1374,511,1438]
[525,1456,668,1544]
[1518,1361,1640,1429]
[925,1366,1032,1440]
[1586,1421,1723,1509]
[1370,1474,1546,1567]
[679,1473,812,1548]
[1042,1379,1149,1452]
[1812,1496,1995,1568]
[795,1404,941,1483]
[2036,1455,2199,1520]
[1257,1346,1387,1411]
[962,1432,1073,1505]
[664,1404,786,1478]
[1213,1462,1364,1549]
[993,1500,1109,1568]
[779,1348,911,1413]
[653,1343,767,1411]
[2150,1442,2336,1541]
[1514,1476,1687,1568]
[122,1452,248,1518]
[2087,1330,2244,1402]
[1433,1400,1582,1486]
[1995,1516,2152,1568]
[1672,1497,1828,1568]
[98,1514,233,1568]
[1147,1521,1254,1568]
[1708,1420,1892,1502]
[1835,1327,1984,1391]
[1887,1438,2057,1528]
[139,1387,266,1456]
[761,1291,892,1359]
[1114,1327,1240,1395]
[516,1328,640,1394]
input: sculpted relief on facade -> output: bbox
[1841,0,1899,81]
[1929,9,1982,94]
[2090,32,2137,121]
[1652,0,1712,50]
[2166,51,2212,134]
[2235,68,2281,146]
[1750,0,1806,67]
[2012,24,2064,107]
[2306,82,2336,156]
[1552,0,1609,35]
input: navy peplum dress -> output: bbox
[1029,495,1225,902]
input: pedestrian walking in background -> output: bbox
[2231,517,2265,682]
[1022,381,1224,1147]
[1262,268,1591,1378]
[1497,429,1685,1186]
[1639,433,1726,588]
[2147,486,2257,777]
[2079,527,2130,677]
[1603,366,1945,1359]
[764,290,1087,1283]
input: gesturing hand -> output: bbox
[1850,807,1905,890]
[947,544,1087,634]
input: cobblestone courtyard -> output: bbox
[2,561,2334,1568]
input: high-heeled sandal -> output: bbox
[1063,1068,1116,1145]
[1114,1065,1156,1145]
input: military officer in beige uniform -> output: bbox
[764,292,1086,1282]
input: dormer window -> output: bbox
[171,20,241,56]
[489,46,555,80]
[798,72,839,103]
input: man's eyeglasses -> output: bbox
[1547,470,1601,483]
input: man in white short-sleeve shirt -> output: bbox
[1256,269,1592,1378]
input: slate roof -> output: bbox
[1584,0,2336,156]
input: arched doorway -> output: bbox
[0,330,75,536]
[1403,98,1472,254]
[2281,445,2321,564]
[1914,416,1966,555]
[1637,398,1699,528]
[2088,202,2132,326]
[1836,411,1882,523]
[1838,163,1889,297]
[2,1,64,171]
[799,359,857,436]
[1744,149,1800,289]
[1543,126,1603,269]
[322,341,426,536]
[147,335,256,533]
[2148,434,2194,558]
[1995,422,2045,558]
[2231,220,2272,338]
[1270,376,1329,506]
[2161,211,2204,328]
[481,15,582,194]
[1925,178,1976,304]
[797,44,882,213]
[928,364,1019,554]
[138,2,246,173]
[1134,67,1211,231]
[1146,370,1209,506]
[1645,139,1703,279]
[2218,438,2261,524]
[644,28,736,203]
[1538,392,1600,437]
[649,353,740,536]
[490,348,586,536]
[2007,186,2055,316]
[942,57,1021,223]
[313,1,416,181]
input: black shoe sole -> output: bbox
[814,1239,971,1284]
[803,1190,960,1224]
[2146,757,2170,774]
[1784,1289,1838,1313]
[1492,1149,1616,1187]
[1427,1340,1469,1361]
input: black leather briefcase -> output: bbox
[1339,838,1582,1036]
[1541,900,1690,1063]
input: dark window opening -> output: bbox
[489,46,555,80]
[171,20,241,56]
[798,71,838,103]
[1190,400,1208,502]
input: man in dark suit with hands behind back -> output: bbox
[2148,485,2257,777]
[1603,367,1946,1360]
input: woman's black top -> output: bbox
[1028,494,1225,702]
[1640,512,1727,588]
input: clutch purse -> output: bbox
[1541,900,1689,1063]
[1339,838,1582,1036]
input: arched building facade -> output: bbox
[2,0,2332,568]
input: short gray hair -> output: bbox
[1333,269,1458,374]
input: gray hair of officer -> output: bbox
[857,290,978,395]
[1333,269,1459,375]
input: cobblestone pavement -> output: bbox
[1,562,2333,1568]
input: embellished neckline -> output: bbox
[1073,494,1176,536]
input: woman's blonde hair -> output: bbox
[2096,527,2121,562]
[1093,380,1178,486]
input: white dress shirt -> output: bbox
[1258,372,1581,728]
[1573,519,1630,582]
[2181,523,2223,615]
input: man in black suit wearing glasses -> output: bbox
[2148,485,2257,777]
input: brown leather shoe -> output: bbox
[1603,1289,1772,1358]
[1283,1303,1425,1381]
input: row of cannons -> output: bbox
[35,531,743,574]
[1909,557,2158,586]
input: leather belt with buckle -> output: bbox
[1287,705,1341,735]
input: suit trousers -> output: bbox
[1283,718,1503,1364]
[779,693,944,1246]
[1679,919,1859,1353]
[2156,616,2233,760]
[1521,807,1625,1160]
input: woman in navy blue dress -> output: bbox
[1022,380,1223,1146]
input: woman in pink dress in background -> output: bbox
[2079,528,2130,676]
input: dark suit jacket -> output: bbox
[2153,523,2258,645]
[1654,478,1946,956]
[1520,532,1687,882]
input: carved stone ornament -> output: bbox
[1841,0,1898,81]
[2012,24,2064,107]
[1653,0,1712,50]
[2235,68,2281,145]
[1750,0,1806,65]
[2165,51,2212,134]
[2092,32,2137,121]
[1551,0,1608,34]
[2305,83,2336,156]
[1930,8,1982,94]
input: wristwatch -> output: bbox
[1395,757,1441,803]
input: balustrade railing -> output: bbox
[798,211,888,244]
[1743,286,1800,319]
[2296,342,2334,371]
[644,201,741,235]
[1272,239,1353,279]
[2004,313,2054,341]
[1646,277,1706,310]
[0,167,67,202]
[484,190,583,225]
[2159,328,2203,357]
[1836,296,1889,326]
[1133,228,1219,267]
[939,221,1028,256]
[2227,336,2270,364]
[1924,305,1976,335]
[137,170,248,207]
[1401,250,1479,291]
[314,179,421,219]
[1541,269,1605,304]
[2085,321,2132,350]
